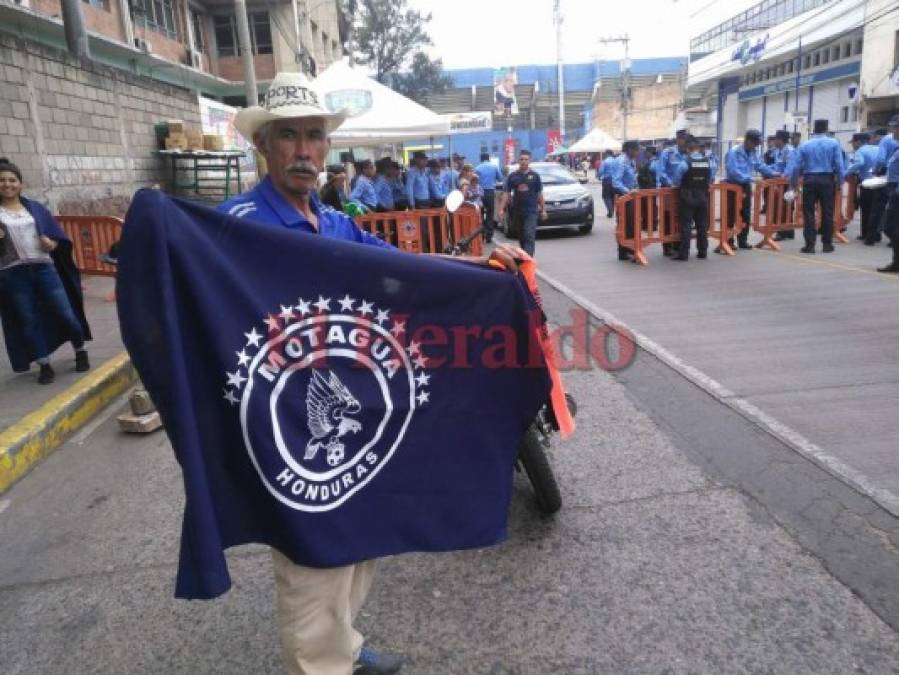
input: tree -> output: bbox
[392,52,453,104]
[344,0,432,83]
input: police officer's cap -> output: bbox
[675,129,688,138]
[744,129,762,142]
[813,118,829,134]
[774,130,790,142]
[888,115,899,127]
[622,140,639,152]
[852,132,870,143]
[874,128,889,137]
[412,150,428,160]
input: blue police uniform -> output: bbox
[599,157,618,217]
[791,134,845,249]
[440,169,459,196]
[875,135,899,174]
[372,175,394,211]
[389,176,407,209]
[656,145,685,187]
[846,144,879,241]
[610,157,637,194]
[725,143,778,247]
[847,144,878,181]
[405,166,431,208]
[219,176,391,249]
[474,161,503,239]
[429,171,447,201]
[350,175,378,211]
[880,147,899,270]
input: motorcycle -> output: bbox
[444,191,574,515]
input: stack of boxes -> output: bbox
[163,120,226,152]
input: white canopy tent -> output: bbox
[314,60,450,147]
[568,128,623,154]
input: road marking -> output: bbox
[537,268,899,518]
[755,247,899,281]
[69,390,132,446]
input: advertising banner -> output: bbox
[441,111,493,135]
[494,67,519,116]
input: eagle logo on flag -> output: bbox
[304,370,363,467]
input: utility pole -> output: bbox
[60,0,91,59]
[598,35,630,140]
[553,0,565,143]
[234,0,257,105]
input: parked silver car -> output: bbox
[500,162,594,237]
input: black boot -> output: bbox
[38,363,55,385]
[75,350,90,372]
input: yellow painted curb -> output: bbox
[0,352,137,493]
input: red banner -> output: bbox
[547,129,562,155]
[504,138,516,167]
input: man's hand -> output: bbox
[485,243,526,273]
[539,208,548,221]
[38,235,57,252]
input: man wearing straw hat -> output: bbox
[219,71,524,675]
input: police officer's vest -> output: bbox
[682,157,710,191]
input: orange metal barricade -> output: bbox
[355,205,483,256]
[753,178,851,250]
[56,215,123,276]
[615,183,743,265]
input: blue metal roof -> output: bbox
[446,58,687,91]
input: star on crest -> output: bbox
[413,354,428,369]
[279,304,296,322]
[406,340,421,356]
[375,309,390,325]
[390,320,406,338]
[264,314,280,332]
[245,328,263,348]
[416,390,430,406]
[314,295,332,313]
[226,370,247,389]
[295,298,312,316]
[236,349,251,367]
[358,300,374,317]
[415,372,431,388]
[223,389,239,406]
[338,294,356,312]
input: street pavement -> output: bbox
[0,275,120,431]
[510,183,899,515]
[1,281,898,674]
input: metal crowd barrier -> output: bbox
[56,215,123,276]
[615,184,744,266]
[752,176,854,251]
[355,205,483,256]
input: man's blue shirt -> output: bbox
[657,146,685,187]
[350,174,378,209]
[791,134,846,183]
[876,135,899,173]
[887,147,899,187]
[372,175,394,210]
[598,157,618,181]
[846,144,879,181]
[474,161,502,191]
[440,169,459,195]
[389,176,406,203]
[218,176,390,248]
[505,169,543,214]
[772,145,796,175]
[611,157,637,193]
[429,171,447,200]
[725,144,777,185]
[705,152,719,179]
[405,166,430,204]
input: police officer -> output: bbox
[656,130,688,188]
[350,159,378,211]
[877,118,899,273]
[371,158,395,212]
[637,147,658,190]
[612,140,640,261]
[699,142,719,179]
[846,132,878,241]
[597,150,618,217]
[671,135,712,261]
[724,129,778,250]
[474,153,503,242]
[772,129,798,241]
[405,151,432,209]
[789,118,846,254]
[872,117,899,245]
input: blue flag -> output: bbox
[117,190,552,599]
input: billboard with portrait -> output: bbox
[493,67,519,116]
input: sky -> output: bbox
[409,0,762,70]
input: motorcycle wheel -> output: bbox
[518,427,562,515]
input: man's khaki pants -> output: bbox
[272,549,377,675]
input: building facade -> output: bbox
[686,0,898,162]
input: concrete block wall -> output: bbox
[0,33,201,215]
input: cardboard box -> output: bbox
[203,133,224,151]
[165,136,188,151]
[167,119,184,134]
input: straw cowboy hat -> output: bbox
[234,71,347,141]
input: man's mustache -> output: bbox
[285,161,318,177]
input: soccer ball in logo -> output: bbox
[325,439,346,467]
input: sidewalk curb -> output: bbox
[0,352,137,494]
[537,269,899,519]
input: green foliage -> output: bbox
[345,0,433,83]
[391,52,454,104]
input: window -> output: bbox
[138,0,177,39]
[851,106,858,122]
[251,12,272,54]
[842,42,851,58]
[322,31,329,60]
[214,12,272,57]
[823,49,829,64]
[190,9,204,51]
[804,55,811,69]
[855,38,863,55]
[787,60,794,74]
[813,52,820,67]
[213,15,235,56]
[832,46,840,61]
[841,106,849,123]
